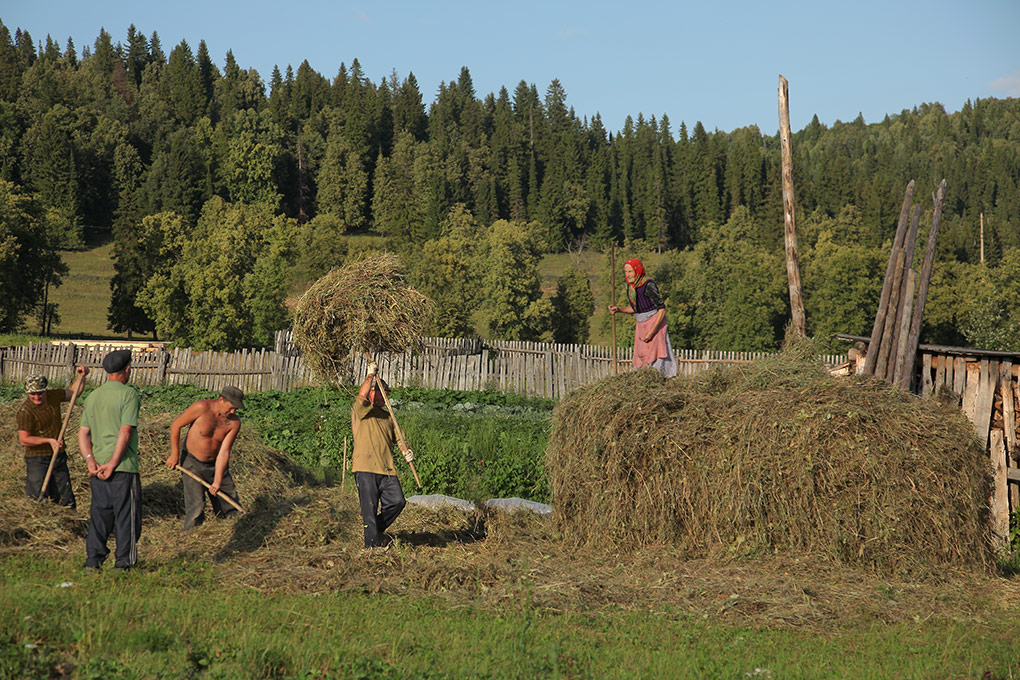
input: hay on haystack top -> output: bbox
[292,253,435,387]
[546,335,995,576]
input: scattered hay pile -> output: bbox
[0,404,361,559]
[292,253,435,387]
[546,337,995,575]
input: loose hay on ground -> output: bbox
[546,336,996,575]
[2,385,1017,633]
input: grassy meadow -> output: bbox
[46,232,132,341]
[4,551,1019,680]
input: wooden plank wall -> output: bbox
[920,352,1020,541]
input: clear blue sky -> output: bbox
[4,1,1019,135]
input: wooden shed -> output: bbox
[841,333,1020,543]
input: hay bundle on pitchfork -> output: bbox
[292,253,435,487]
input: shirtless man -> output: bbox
[165,386,244,530]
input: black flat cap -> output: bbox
[102,349,132,373]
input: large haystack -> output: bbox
[546,338,995,575]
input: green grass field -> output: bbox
[46,231,131,341]
[3,553,1019,680]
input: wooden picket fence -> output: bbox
[2,335,843,400]
[0,342,315,394]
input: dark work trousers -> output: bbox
[354,472,406,548]
[180,449,239,531]
[25,453,76,508]
[86,472,141,569]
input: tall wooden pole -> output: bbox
[778,75,806,336]
[611,245,618,374]
[863,180,915,375]
[874,248,906,380]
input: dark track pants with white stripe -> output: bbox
[85,472,141,569]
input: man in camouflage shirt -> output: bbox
[16,367,88,506]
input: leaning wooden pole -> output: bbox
[874,248,906,380]
[778,75,806,336]
[891,270,916,386]
[898,180,946,392]
[863,180,915,375]
[885,205,923,383]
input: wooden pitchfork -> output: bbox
[174,465,244,513]
[364,353,422,489]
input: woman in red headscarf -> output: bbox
[608,258,678,378]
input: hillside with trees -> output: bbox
[1,21,1018,351]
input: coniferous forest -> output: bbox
[1,22,1018,352]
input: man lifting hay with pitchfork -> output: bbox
[292,253,432,550]
[352,361,416,548]
[16,366,88,507]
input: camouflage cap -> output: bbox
[25,375,48,393]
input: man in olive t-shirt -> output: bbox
[78,349,141,571]
[351,362,414,549]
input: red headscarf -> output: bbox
[624,258,645,280]
[625,258,649,308]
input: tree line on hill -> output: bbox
[0,22,1018,352]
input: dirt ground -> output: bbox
[2,400,1018,634]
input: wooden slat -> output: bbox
[989,429,1010,543]
[972,360,996,447]
[921,353,933,398]
[933,354,945,395]
[953,357,967,397]
[962,361,979,419]
[1001,362,1016,458]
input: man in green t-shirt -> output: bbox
[351,361,414,549]
[78,349,142,571]
[16,367,88,506]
